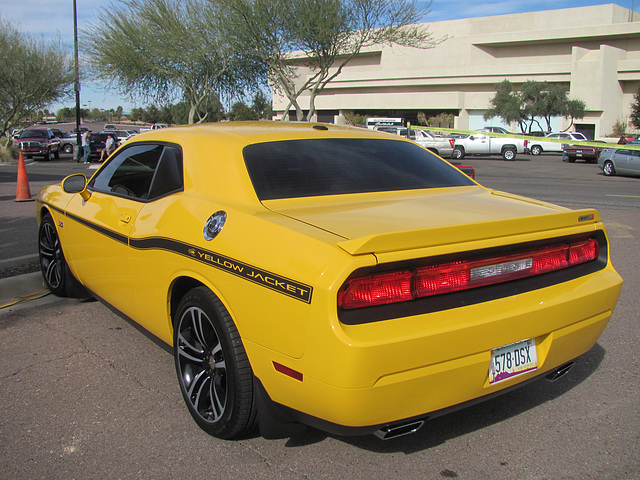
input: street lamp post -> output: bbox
[73,0,82,161]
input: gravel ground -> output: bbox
[0,261,40,279]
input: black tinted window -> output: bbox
[244,138,474,201]
[90,143,183,200]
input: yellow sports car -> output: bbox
[36,122,623,440]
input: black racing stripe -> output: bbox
[130,237,313,304]
[46,203,313,304]
[65,210,128,245]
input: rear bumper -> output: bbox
[247,266,622,431]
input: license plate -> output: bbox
[489,339,537,385]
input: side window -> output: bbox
[89,143,183,201]
[148,146,183,199]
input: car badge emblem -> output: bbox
[203,211,227,241]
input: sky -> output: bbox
[1,0,637,113]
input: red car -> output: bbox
[563,141,606,163]
[15,127,61,161]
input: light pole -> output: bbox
[73,0,82,161]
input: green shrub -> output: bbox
[611,119,627,137]
[0,139,19,162]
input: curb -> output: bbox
[0,254,39,270]
[0,271,46,306]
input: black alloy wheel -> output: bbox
[174,287,257,439]
[38,214,67,296]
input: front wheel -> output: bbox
[38,214,68,296]
[63,144,73,154]
[174,287,257,439]
[603,161,616,176]
[38,213,88,298]
[530,145,542,156]
[452,147,465,160]
[502,148,516,161]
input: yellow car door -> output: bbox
[63,143,173,316]
[63,191,142,313]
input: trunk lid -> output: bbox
[263,186,600,255]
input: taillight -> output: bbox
[338,238,599,310]
[337,271,413,309]
[449,138,454,148]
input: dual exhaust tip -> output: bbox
[545,362,575,382]
[374,361,576,440]
[374,420,425,440]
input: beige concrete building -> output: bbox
[272,4,640,139]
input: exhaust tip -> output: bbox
[374,420,425,440]
[545,362,575,382]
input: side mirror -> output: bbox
[469,136,475,141]
[62,173,90,201]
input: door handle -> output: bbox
[119,214,131,224]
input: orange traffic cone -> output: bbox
[14,151,34,202]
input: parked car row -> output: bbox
[11,125,140,161]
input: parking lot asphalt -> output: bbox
[0,152,95,308]
[0,151,638,478]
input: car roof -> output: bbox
[120,121,412,206]
[133,121,390,144]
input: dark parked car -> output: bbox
[15,127,61,161]
[563,140,606,163]
[89,132,120,160]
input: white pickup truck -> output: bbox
[139,123,168,132]
[411,130,455,158]
[452,132,528,161]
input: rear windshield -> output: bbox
[243,138,474,201]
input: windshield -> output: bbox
[19,130,47,139]
[244,138,475,201]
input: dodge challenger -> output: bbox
[36,122,623,440]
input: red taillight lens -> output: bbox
[569,239,599,265]
[415,262,469,296]
[338,270,413,309]
[338,238,599,310]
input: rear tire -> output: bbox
[502,148,516,161]
[174,287,257,439]
[603,161,616,176]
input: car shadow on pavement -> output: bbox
[284,343,605,452]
